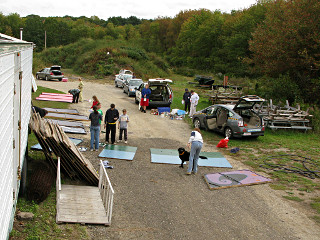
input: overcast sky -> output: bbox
[0,0,257,20]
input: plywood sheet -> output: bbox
[46,112,89,121]
[61,126,86,134]
[44,108,79,114]
[47,119,84,128]
[204,170,271,190]
[150,148,232,168]
[99,144,137,160]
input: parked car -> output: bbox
[123,78,143,96]
[36,65,64,81]
[114,69,133,88]
[192,95,265,138]
[135,78,173,108]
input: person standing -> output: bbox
[96,102,103,124]
[78,77,84,102]
[182,88,191,113]
[118,109,130,144]
[91,95,99,109]
[186,128,203,175]
[189,90,199,118]
[140,84,151,113]
[68,88,80,103]
[104,103,119,144]
[89,105,102,151]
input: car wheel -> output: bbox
[123,89,126,93]
[115,82,118,87]
[59,78,62,81]
[127,91,130,97]
[36,74,40,80]
[193,118,202,129]
[135,97,139,104]
[224,127,233,139]
[45,76,48,81]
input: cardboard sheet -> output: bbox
[31,137,83,151]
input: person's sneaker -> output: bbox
[106,141,109,144]
[117,140,122,143]
[144,110,146,113]
[124,141,127,144]
[193,172,197,175]
[113,142,117,145]
[186,172,191,175]
[95,149,98,151]
[90,149,93,152]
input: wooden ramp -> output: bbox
[56,158,114,226]
[57,185,109,225]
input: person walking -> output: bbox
[68,88,80,103]
[189,90,199,118]
[118,109,130,144]
[140,84,151,113]
[104,103,119,144]
[78,77,84,102]
[182,88,191,113]
[186,128,203,175]
[89,105,102,151]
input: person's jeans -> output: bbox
[90,125,100,150]
[72,93,79,103]
[119,128,127,141]
[187,141,203,173]
[106,123,116,143]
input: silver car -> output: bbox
[36,65,64,81]
[123,78,143,96]
[192,95,265,138]
[114,69,133,88]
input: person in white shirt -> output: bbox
[186,128,203,174]
[189,90,199,118]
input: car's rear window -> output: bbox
[130,80,143,86]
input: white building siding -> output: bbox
[0,53,14,240]
[0,34,33,240]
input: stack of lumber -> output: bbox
[255,100,313,130]
[207,86,242,104]
[29,112,99,185]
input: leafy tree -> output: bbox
[23,15,45,51]
[248,0,320,103]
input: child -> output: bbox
[91,95,99,109]
[118,109,129,144]
[89,105,102,151]
[96,102,103,125]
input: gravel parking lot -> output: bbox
[37,79,320,240]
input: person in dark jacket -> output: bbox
[182,88,191,113]
[89,105,102,151]
[68,88,80,103]
[104,103,119,144]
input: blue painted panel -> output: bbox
[150,148,232,168]
[98,149,136,160]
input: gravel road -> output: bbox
[36,79,320,240]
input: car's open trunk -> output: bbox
[239,110,261,128]
[51,70,62,75]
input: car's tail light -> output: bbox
[262,127,265,131]
[50,72,53,75]
[169,94,172,99]
[238,120,244,127]
[243,128,247,132]
[61,72,64,75]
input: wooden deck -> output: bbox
[56,184,110,225]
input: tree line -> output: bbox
[0,0,319,103]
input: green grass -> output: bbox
[282,196,304,202]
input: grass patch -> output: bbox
[282,196,304,202]
[269,184,287,190]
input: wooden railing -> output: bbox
[99,160,114,225]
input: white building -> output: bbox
[0,33,34,240]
